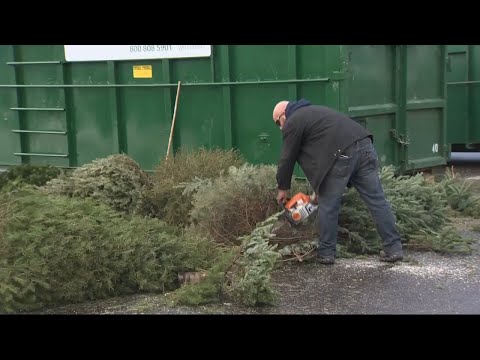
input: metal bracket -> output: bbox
[390,129,410,146]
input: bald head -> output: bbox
[273,101,289,122]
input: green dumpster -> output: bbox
[446,45,480,151]
[0,45,447,174]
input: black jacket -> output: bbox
[276,99,373,192]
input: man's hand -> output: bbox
[276,190,288,206]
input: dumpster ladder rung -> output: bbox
[14,152,68,158]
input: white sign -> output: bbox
[64,45,211,62]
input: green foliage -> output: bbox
[177,228,224,271]
[380,167,447,236]
[0,186,219,313]
[0,197,6,247]
[0,164,61,189]
[408,226,473,255]
[179,164,472,309]
[172,214,282,307]
[336,166,469,254]
[439,168,480,218]
[228,214,282,306]
[338,190,382,254]
[42,154,152,215]
[184,163,473,262]
[170,250,236,306]
[185,164,310,245]
[3,151,478,312]
[267,166,472,258]
[0,178,29,194]
[336,226,381,255]
[146,147,245,226]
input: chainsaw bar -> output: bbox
[271,211,297,234]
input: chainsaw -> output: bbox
[281,192,318,227]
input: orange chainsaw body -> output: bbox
[283,192,318,226]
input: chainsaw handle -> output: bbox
[279,198,290,210]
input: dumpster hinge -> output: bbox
[390,129,410,146]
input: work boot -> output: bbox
[379,250,404,263]
[317,256,335,265]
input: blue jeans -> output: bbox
[316,137,403,258]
